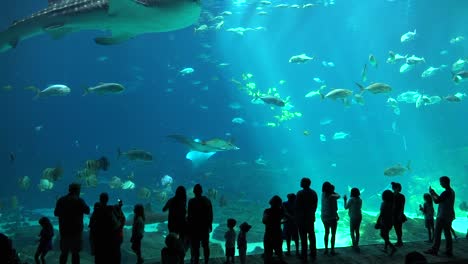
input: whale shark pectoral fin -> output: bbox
[44,25,74,40]
[186,151,216,167]
[94,33,134,45]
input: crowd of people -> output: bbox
[0,175,465,264]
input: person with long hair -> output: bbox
[344,187,362,252]
[321,182,340,256]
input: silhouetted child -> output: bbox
[237,222,251,264]
[35,217,54,264]
[282,193,299,256]
[377,190,396,256]
[344,187,362,252]
[263,195,286,264]
[131,204,145,264]
[224,218,237,264]
[161,233,185,264]
[419,193,434,242]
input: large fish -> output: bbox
[168,134,239,153]
[0,0,201,52]
[118,148,153,161]
[384,161,411,177]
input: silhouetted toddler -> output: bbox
[161,232,185,264]
[35,217,54,264]
[419,193,434,242]
[237,222,251,264]
[224,218,237,264]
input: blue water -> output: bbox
[1,0,467,240]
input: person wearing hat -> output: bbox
[54,183,90,264]
[237,222,251,264]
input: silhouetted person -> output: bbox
[187,184,213,264]
[131,204,145,264]
[54,183,90,264]
[377,189,396,256]
[295,177,318,262]
[161,233,185,264]
[35,217,54,264]
[224,218,236,264]
[424,176,455,257]
[89,193,126,264]
[282,193,299,256]
[113,199,126,263]
[405,251,428,264]
[163,186,188,247]
[391,182,406,247]
[344,187,362,252]
[419,193,434,242]
[0,233,22,264]
[237,222,251,264]
[263,195,286,264]
[321,182,340,256]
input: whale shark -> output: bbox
[0,0,202,52]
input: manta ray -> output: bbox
[168,134,239,167]
[0,0,201,52]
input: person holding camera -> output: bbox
[424,176,456,257]
[89,193,125,264]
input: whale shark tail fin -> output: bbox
[186,151,215,168]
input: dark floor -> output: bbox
[190,238,468,264]
[17,238,468,264]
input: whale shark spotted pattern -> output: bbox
[0,0,201,52]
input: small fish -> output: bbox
[361,64,368,82]
[406,55,425,65]
[289,54,314,64]
[180,67,195,75]
[257,95,286,107]
[399,63,415,73]
[320,89,353,103]
[452,71,468,84]
[356,82,392,94]
[401,29,416,43]
[369,54,378,68]
[83,83,125,95]
[232,117,245,124]
[319,134,327,142]
[9,152,15,163]
[421,67,440,78]
[450,36,464,44]
[332,132,349,140]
